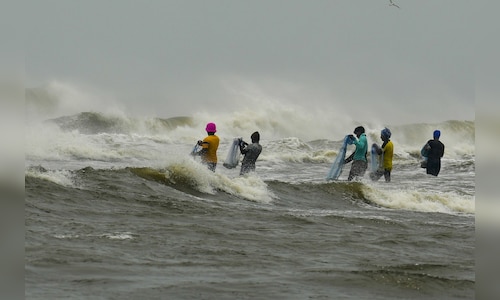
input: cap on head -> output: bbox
[381,127,391,139]
[251,131,260,143]
[205,122,216,133]
[433,130,441,139]
[354,126,365,135]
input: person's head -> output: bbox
[353,126,365,137]
[381,127,391,141]
[251,131,260,143]
[205,122,216,134]
[433,129,441,139]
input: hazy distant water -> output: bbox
[25,112,474,299]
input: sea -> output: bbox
[25,87,475,299]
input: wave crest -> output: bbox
[45,112,193,135]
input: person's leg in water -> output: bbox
[207,162,216,172]
[348,160,367,181]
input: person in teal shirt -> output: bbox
[344,126,368,181]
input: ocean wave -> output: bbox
[352,265,474,295]
[45,112,193,135]
[25,162,474,216]
[30,110,475,162]
[26,83,475,152]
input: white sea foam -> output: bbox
[26,81,474,162]
[362,185,475,214]
[25,168,75,187]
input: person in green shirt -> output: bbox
[344,126,368,181]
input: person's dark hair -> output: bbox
[251,131,260,143]
[354,126,365,135]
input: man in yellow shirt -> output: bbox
[195,122,220,172]
[370,128,394,182]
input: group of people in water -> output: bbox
[343,125,394,182]
[192,122,262,176]
[343,126,445,181]
[192,122,445,180]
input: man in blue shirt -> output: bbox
[344,126,368,181]
[424,130,445,176]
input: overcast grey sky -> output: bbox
[24,0,483,124]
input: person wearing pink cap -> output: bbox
[194,122,220,172]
